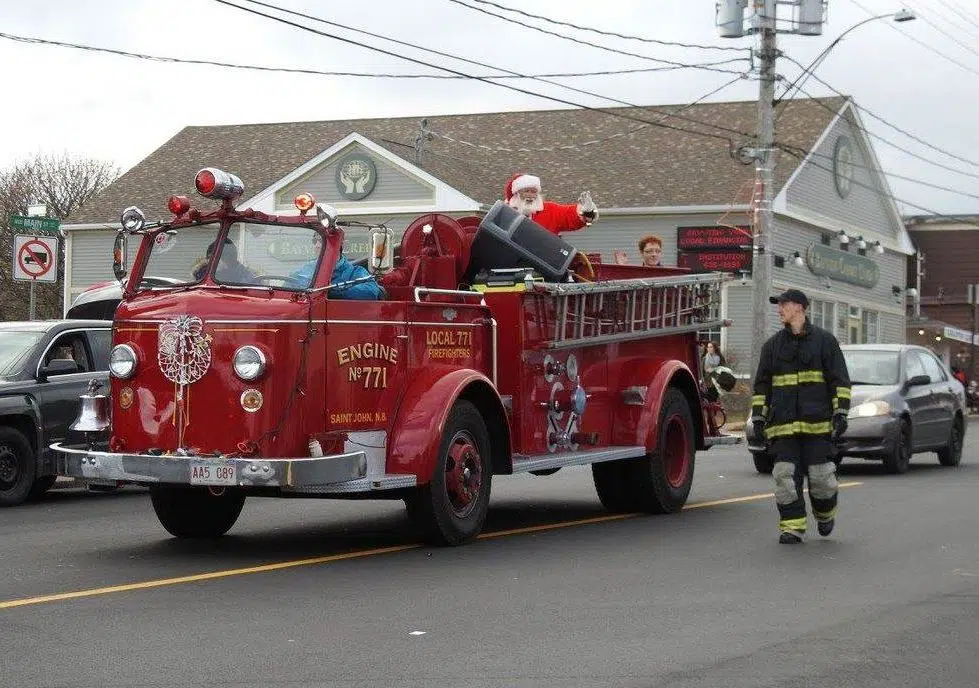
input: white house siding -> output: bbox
[275,144,433,212]
[785,114,898,240]
[67,229,119,305]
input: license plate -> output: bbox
[189,460,237,486]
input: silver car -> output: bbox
[747,344,966,474]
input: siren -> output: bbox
[195,168,244,200]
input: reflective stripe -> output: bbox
[752,395,766,406]
[765,420,832,438]
[815,507,838,521]
[772,370,825,386]
[836,387,851,399]
[779,517,808,532]
[832,398,838,411]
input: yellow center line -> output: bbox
[0,481,862,610]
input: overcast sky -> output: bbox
[0,0,975,216]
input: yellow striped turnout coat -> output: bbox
[751,320,851,439]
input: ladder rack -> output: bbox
[531,272,728,350]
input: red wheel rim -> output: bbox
[444,430,483,518]
[662,413,691,488]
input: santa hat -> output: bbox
[505,173,541,201]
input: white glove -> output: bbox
[576,190,598,223]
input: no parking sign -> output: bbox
[13,235,59,282]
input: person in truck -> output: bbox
[193,237,256,284]
[504,172,598,235]
[289,233,383,300]
[638,235,664,267]
[750,289,851,545]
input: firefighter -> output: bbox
[750,289,851,544]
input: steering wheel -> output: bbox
[254,274,305,288]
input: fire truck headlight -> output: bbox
[233,346,266,381]
[109,344,137,379]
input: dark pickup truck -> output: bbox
[0,319,111,506]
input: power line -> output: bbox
[847,0,979,79]
[0,30,746,81]
[209,0,756,145]
[933,0,979,33]
[441,0,751,74]
[428,72,749,155]
[449,0,749,53]
[780,56,979,172]
[923,0,979,41]
[911,10,979,60]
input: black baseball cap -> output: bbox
[769,289,809,308]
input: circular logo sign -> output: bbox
[335,155,377,201]
[833,135,854,199]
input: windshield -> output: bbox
[843,350,900,386]
[140,222,324,290]
[0,331,44,378]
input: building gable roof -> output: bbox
[68,97,846,225]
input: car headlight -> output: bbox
[848,400,891,418]
[233,346,266,381]
[108,344,137,379]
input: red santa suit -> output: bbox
[505,173,589,235]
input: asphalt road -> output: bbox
[2,425,978,688]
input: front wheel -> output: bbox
[405,400,493,545]
[0,427,35,507]
[882,419,912,474]
[627,388,695,513]
[937,418,964,467]
[150,486,246,538]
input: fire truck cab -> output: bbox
[56,168,738,545]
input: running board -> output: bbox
[704,434,743,447]
[511,446,647,474]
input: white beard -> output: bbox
[508,193,545,217]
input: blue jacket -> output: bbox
[290,256,383,300]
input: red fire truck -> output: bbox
[56,168,738,545]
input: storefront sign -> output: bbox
[678,249,753,273]
[942,325,979,346]
[677,226,751,250]
[805,243,879,288]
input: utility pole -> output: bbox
[751,14,778,369]
[717,0,827,369]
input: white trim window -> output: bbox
[810,299,833,331]
[862,309,880,344]
[836,302,850,344]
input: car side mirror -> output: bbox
[904,374,930,390]
[39,359,81,381]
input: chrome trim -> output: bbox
[704,435,742,447]
[53,443,368,490]
[511,446,647,474]
[109,343,138,379]
[532,272,729,295]
[621,387,647,406]
[295,474,417,494]
[490,317,498,386]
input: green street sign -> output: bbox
[10,215,60,233]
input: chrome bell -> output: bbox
[70,379,111,433]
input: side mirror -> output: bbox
[39,359,80,381]
[904,374,931,390]
[112,230,128,281]
[368,226,394,274]
[315,203,339,230]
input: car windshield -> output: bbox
[0,331,44,378]
[843,350,900,386]
[139,222,324,290]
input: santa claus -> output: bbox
[504,173,599,236]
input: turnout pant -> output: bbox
[770,435,839,534]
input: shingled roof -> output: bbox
[68,96,847,224]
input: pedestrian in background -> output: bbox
[750,289,851,544]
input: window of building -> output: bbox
[810,299,833,330]
[861,309,880,344]
[836,302,849,343]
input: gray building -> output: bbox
[62,97,912,372]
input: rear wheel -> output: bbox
[882,419,912,474]
[0,427,35,507]
[937,417,964,467]
[405,400,492,545]
[150,486,246,538]
[626,388,695,514]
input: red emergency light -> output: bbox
[294,193,316,214]
[167,195,191,216]
[195,167,244,200]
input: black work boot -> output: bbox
[779,530,804,544]
[817,518,835,537]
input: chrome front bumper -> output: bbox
[51,443,414,493]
